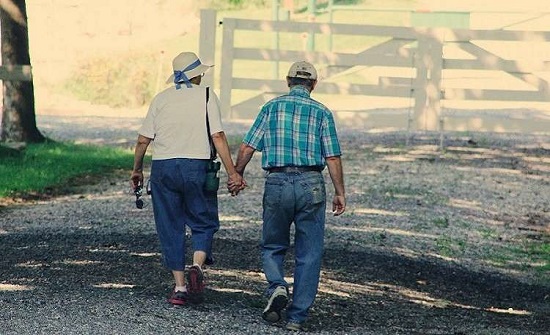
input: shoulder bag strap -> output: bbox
[205,87,217,160]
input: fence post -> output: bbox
[426,30,444,146]
[427,31,443,132]
[328,0,334,51]
[220,18,236,119]
[413,34,429,131]
[306,0,316,51]
[413,31,442,131]
[199,9,217,88]
[272,0,280,79]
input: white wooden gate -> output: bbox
[200,10,550,134]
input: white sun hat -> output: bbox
[165,52,213,86]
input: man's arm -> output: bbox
[325,156,346,216]
[235,143,257,176]
[131,135,152,190]
[211,131,243,195]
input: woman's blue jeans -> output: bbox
[150,158,219,271]
[262,171,326,324]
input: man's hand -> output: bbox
[332,195,346,216]
[227,172,246,196]
[326,156,345,216]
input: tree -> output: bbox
[0,0,44,143]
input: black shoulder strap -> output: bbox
[205,87,217,160]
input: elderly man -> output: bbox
[234,61,346,331]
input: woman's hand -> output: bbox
[227,172,246,196]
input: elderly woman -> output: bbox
[131,52,243,306]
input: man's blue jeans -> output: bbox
[262,171,326,324]
[150,158,219,271]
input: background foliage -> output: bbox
[65,53,157,108]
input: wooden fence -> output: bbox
[200,9,550,134]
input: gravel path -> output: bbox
[1,114,549,334]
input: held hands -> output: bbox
[227,172,246,196]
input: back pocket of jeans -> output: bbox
[310,185,325,205]
[263,179,284,208]
[305,176,325,205]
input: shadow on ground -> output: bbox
[1,230,548,334]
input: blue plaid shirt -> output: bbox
[243,85,342,170]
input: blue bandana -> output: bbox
[174,59,202,89]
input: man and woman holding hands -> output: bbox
[131,51,345,331]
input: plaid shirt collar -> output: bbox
[289,85,311,98]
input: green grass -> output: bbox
[0,141,137,198]
[432,216,450,228]
[435,236,467,257]
[484,241,550,282]
[525,242,550,276]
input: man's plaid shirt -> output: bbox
[243,85,342,170]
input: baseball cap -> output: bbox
[287,61,317,80]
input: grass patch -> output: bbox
[483,240,549,282]
[525,241,550,276]
[478,227,499,239]
[435,236,467,257]
[432,216,450,228]
[0,141,137,198]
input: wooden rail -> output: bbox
[201,10,550,134]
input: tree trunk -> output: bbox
[0,0,44,143]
